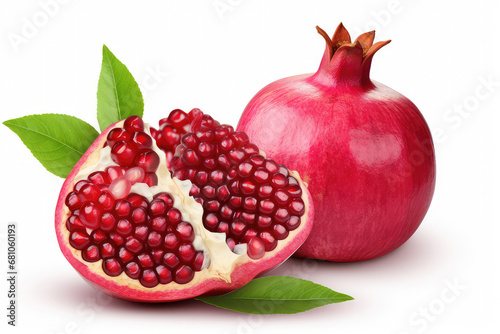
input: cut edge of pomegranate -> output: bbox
[55,119,314,302]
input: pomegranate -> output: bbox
[56,115,313,302]
[237,23,436,262]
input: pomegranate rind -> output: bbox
[55,120,314,302]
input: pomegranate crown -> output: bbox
[313,23,391,87]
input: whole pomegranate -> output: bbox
[56,114,313,302]
[237,23,436,262]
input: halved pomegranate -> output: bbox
[55,115,313,302]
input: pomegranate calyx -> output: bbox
[314,23,391,87]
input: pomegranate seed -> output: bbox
[241,181,256,195]
[288,176,299,186]
[195,171,209,185]
[100,212,117,231]
[253,168,269,183]
[260,231,277,251]
[127,193,148,209]
[230,221,246,236]
[202,185,216,198]
[107,128,132,147]
[100,242,116,259]
[258,184,273,198]
[193,252,204,271]
[149,199,167,216]
[216,185,230,202]
[79,202,101,229]
[164,233,179,249]
[178,244,195,262]
[106,166,125,181]
[247,237,265,260]
[229,196,242,208]
[204,200,220,212]
[174,265,194,284]
[102,259,123,276]
[128,207,145,225]
[163,252,180,269]
[274,208,290,224]
[153,193,174,208]
[134,225,149,242]
[210,170,225,185]
[232,132,250,146]
[123,115,144,132]
[118,247,134,263]
[289,198,305,215]
[108,176,132,200]
[116,219,133,235]
[243,197,258,212]
[78,183,100,202]
[243,143,259,155]
[226,238,236,251]
[111,141,138,166]
[168,109,189,125]
[131,131,153,150]
[65,192,81,211]
[125,262,141,279]
[82,245,100,262]
[114,200,132,217]
[74,180,89,192]
[88,171,110,185]
[124,167,146,184]
[97,191,115,211]
[204,213,219,230]
[167,208,182,224]
[176,222,195,242]
[139,269,158,288]
[265,160,279,173]
[238,162,254,178]
[138,253,154,268]
[243,229,258,243]
[134,151,160,173]
[271,174,288,188]
[287,184,302,196]
[240,212,256,225]
[229,148,246,163]
[125,236,143,254]
[285,216,301,231]
[150,217,167,233]
[109,232,124,246]
[274,189,290,205]
[69,231,90,250]
[143,173,158,186]
[151,249,164,264]
[258,200,275,215]
[156,265,173,284]
[66,215,84,231]
[147,231,163,248]
[257,215,272,229]
[91,229,107,244]
[273,224,289,240]
[220,204,233,220]
[182,133,198,148]
[217,222,229,233]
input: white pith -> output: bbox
[61,121,311,291]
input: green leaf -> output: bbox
[196,276,353,314]
[3,114,99,178]
[97,45,144,131]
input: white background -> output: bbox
[1,0,498,333]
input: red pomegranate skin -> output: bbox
[237,25,436,262]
